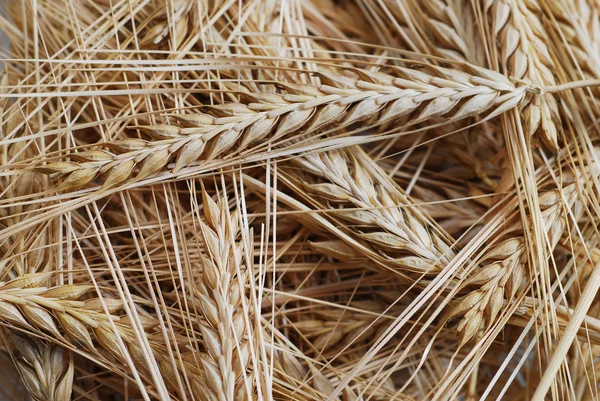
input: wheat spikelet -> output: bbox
[8,334,74,401]
[449,169,588,344]
[195,192,254,401]
[489,0,561,148]
[34,64,526,191]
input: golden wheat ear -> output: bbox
[449,160,594,344]
[193,191,255,401]
[33,63,527,192]
[281,146,456,275]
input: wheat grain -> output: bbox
[35,64,527,191]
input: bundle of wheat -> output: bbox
[1,1,600,400]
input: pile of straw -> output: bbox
[0,1,599,400]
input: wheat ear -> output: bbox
[0,273,201,397]
[449,172,587,344]
[195,192,254,401]
[411,0,480,64]
[490,0,561,148]
[546,0,600,79]
[284,146,456,274]
[0,104,76,401]
[8,333,74,401]
[35,64,526,191]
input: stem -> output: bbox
[541,79,600,94]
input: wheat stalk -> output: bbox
[449,170,588,343]
[7,333,74,401]
[195,192,254,401]
[34,64,526,191]
[489,0,561,148]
